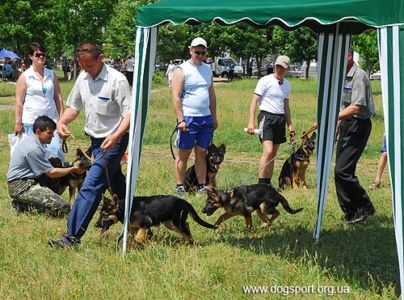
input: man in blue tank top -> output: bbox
[171,37,218,196]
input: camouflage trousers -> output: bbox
[8,179,70,217]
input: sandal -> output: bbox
[369,181,381,190]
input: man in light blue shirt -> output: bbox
[7,116,83,216]
[171,37,218,196]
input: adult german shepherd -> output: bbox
[95,194,217,244]
[184,143,226,192]
[278,130,316,190]
[202,184,303,229]
[38,147,92,204]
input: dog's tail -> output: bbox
[278,193,303,214]
[186,202,217,229]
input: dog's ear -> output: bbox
[208,143,216,151]
[310,132,316,142]
[101,194,110,204]
[85,146,92,157]
[76,148,83,156]
[218,144,226,153]
[112,194,119,206]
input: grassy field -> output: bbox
[0,75,399,299]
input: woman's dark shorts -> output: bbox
[258,111,286,144]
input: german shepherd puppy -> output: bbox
[38,147,92,204]
[278,132,316,190]
[202,184,303,229]
[184,143,226,192]
[95,194,217,244]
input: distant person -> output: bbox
[228,62,235,81]
[369,134,388,189]
[266,59,273,75]
[48,41,131,248]
[4,59,14,80]
[246,55,295,187]
[15,42,65,162]
[62,55,69,81]
[7,116,84,216]
[335,49,376,224]
[124,56,134,86]
[247,57,253,77]
[165,60,176,88]
[171,37,218,196]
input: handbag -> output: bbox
[8,133,27,156]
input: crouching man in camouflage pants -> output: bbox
[7,116,85,217]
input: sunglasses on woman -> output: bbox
[34,52,46,58]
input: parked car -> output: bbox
[370,70,381,80]
[212,57,243,78]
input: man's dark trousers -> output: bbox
[66,133,129,240]
[334,117,373,216]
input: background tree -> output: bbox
[0,0,55,55]
[273,27,318,79]
[156,25,191,62]
[352,30,379,74]
[102,0,156,59]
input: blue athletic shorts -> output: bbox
[176,116,213,150]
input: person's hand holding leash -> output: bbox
[101,134,119,150]
[57,122,71,140]
[177,120,188,132]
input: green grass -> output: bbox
[0,77,398,299]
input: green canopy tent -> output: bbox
[124,0,404,291]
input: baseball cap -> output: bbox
[190,37,208,48]
[275,55,290,69]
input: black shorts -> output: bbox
[258,111,286,144]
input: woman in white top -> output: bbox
[247,55,295,186]
[14,42,64,161]
[165,60,176,88]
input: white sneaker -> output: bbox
[197,185,207,195]
[176,186,185,197]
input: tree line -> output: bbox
[0,0,378,74]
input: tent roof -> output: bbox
[136,0,404,33]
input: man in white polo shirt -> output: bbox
[49,41,131,248]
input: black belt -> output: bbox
[8,178,38,184]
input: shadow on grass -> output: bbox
[224,214,399,296]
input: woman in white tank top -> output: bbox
[14,42,64,161]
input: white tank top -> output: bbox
[22,66,58,124]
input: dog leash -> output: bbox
[62,140,69,153]
[64,133,94,163]
[99,149,115,197]
[170,124,180,160]
[300,123,317,138]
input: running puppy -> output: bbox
[278,131,316,190]
[202,184,303,229]
[184,143,226,192]
[95,194,217,244]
